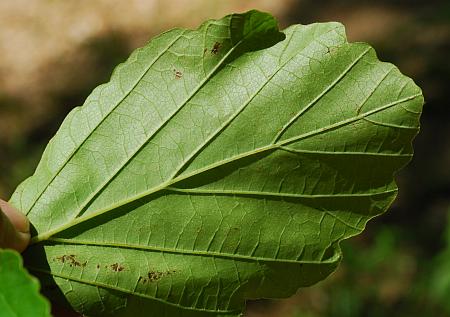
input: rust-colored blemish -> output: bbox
[140,269,176,283]
[110,263,125,272]
[211,42,221,55]
[148,271,163,281]
[173,69,182,79]
[55,255,86,267]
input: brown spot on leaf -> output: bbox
[173,69,182,79]
[142,269,176,283]
[110,263,125,272]
[148,271,163,281]
[211,42,221,55]
[55,255,86,267]
[138,276,148,283]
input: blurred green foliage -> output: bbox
[429,210,450,315]
[289,225,448,317]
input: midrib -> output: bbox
[64,37,246,223]
[30,92,421,244]
[30,17,287,227]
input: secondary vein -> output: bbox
[30,93,420,244]
[25,30,186,216]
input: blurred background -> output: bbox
[0,1,448,316]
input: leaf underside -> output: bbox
[11,10,423,317]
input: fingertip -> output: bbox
[0,199,30,234]
[15,231,31,253]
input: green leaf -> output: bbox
[0,250,51,317]
[11,10,423,316]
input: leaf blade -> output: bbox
[12,11,423,316]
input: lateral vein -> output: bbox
[40,237,343,265]
[30,94,420,244]
[25,31,186,216]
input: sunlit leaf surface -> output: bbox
[11,10,423,316]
